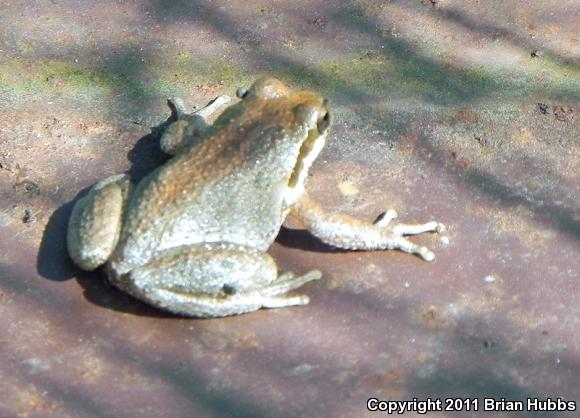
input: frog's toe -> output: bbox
[261,294,310,308]
[387,236,436,261]
[418,246,435,262]
[167,97,188,118]
[258,270,322,297]
[392,220,445,236]
[374,209,398,227]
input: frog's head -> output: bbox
[238,78,331,205]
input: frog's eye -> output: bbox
[294,103,331,134]
[236,87,249,99]
[293,104,318,128]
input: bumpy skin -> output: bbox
[67,78,445,317]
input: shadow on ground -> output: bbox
[5,0,578,416]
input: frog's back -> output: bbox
[113,104,304,270]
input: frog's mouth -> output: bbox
[286,111,330,203]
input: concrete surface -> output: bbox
[0,0,578,417]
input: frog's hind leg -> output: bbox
[161,95,231,155]
[67,174,132,271]
[123,243,321,317]
[146,283,316,318]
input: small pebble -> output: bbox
[484,275,496,284]
[23,209,37,224]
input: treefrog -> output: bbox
[67,78,445,317]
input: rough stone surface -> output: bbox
[0,0,578,417]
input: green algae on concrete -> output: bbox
[275,48,579,106]
[1,44,577,112]
[0,55,249,105]
[0,59,114,97]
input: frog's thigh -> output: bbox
[127,243,321,317]
[67,174,132,271]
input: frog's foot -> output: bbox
[67,174,132,270]
[257,270,322,297]
[144,289,312,318]
[373,209,445,261]
[166,96,188,119]
[237,270,322,309]
[194,95,231,120]
[293,195,446,262]
[166,95,231,120]
[119,243,320,317]
[150,271,321,317]
[161,95,232,155]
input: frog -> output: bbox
[67,78,445,317]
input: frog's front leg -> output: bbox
[160,95,231,155]
[67,174,132,270]
[115,243,321,317]
[291,195,445,261]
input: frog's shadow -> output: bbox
[37,112,177,317]
[37,111,342,317]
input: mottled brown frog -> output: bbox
[67,78,445,317]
